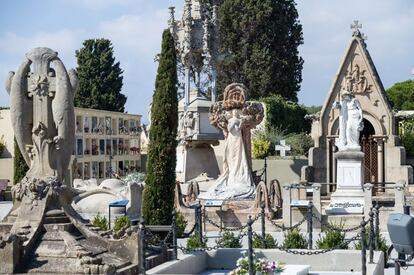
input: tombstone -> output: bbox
[275,140,291,157]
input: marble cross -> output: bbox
[275,139,291,157]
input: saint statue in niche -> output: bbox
[199,83,263,200]
[332,90,364,151]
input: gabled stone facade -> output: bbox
[302,23,413,192]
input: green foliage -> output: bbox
[253,233,276,248]
[75,38,126,112]
[285,132,313,157]
[399,117,414,157]
[13,138,29,184]
[386,80,414,110]
[216,231,242,248]
[186,232,207,249]
[113,216,131,232]
[316,222,348,249]
[401,132,414,157]
[176,211,188,238]
[303,105,322,114]
[262,95,310,134]
[355,227,389,263]
[92,213,109,231]
[0,135,5,156]
[216,0,303,101]
[254,128,313,157]
[282,228,307,249]
[142,30,178,225]
[252,137,271,159]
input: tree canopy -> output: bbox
[75,39,126,112]
[386,80,414,110]
[216,0,304,101]
[142,30,178,225]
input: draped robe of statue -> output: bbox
[333,91,363,151]
[199,83,263,200]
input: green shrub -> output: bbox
[216,231,242,248]
[355,227,389,263]
[186,231,207,249]
[92,213,109,231]
[401,133,414,157]
[176,211,188,238]
[252,138,271,159]
[253,233,276,248]
[316,222,348,249]
[113,216,131,232]
[285,132,313,157]
[282,228,307,249]
[262,95,311,134]
[13,138,29,184]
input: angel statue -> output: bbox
[199,83,264,200]
[6,47,78,201]
[332,90,364,151]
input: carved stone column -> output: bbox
[375,137,385,183]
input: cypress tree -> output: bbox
[75,38,126,112]
[142,30,178,225]
[13,138,28,184]
[216,0,304,101]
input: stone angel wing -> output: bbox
[51,59,78,181]
[7,59,33,167]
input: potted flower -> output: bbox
[230,251,285,275]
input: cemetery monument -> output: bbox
[0,47,139,274]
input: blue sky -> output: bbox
[1,0,413,123]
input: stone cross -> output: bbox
[351,20,362,36]
[275,140,291,157]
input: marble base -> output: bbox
[326,150,365,215]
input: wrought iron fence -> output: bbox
[137,202,382,275]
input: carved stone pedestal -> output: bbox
[326,151,365,214]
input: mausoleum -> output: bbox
[302,21,413,194]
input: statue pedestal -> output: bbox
[326,151,365,214]
[176,141,221,183]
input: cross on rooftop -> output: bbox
[351,20,362,36]
[275,139,291,157]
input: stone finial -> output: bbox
[351,20,368,41]
[168,6,175,27]
[351,20,362,36]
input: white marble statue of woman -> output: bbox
[333,90,363,151]
[200,108,255,199]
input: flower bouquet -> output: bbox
[230,251,285,275]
